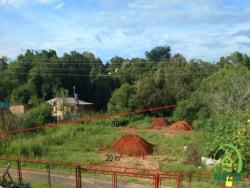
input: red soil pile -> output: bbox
[151,118,169,128]
[113,134,153,157]
[169,121,192,131]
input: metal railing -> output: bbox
[0,157,249,188]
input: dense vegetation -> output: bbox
[0,46,250,172]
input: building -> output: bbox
[0,100,9,111]
[9,104,29,115]
[47,97,94,121]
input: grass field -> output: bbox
[0,116,208,173]
[2,115,244,187]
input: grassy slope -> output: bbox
[1,117,207,173]
[1,116,249,187]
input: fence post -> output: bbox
[112,173,117,188]
[177,175,182,188]
[17,160,22,184]
[154,173,160,188]
[75,166,82,188]
[75,167,78,188]
[188,173,191,188]
[47,164,52,188]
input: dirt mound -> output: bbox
[113,134,153,157]
[151,118,169,128]
[169,121,192,131]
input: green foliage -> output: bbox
[54,87,69,104]
[11,84,36,104]
[146,46,171,62]
[171,99,203,124]
[130,75,174,110]
[91,76,119,110]
[107,83,135,112]
[217,51,250,68]
[185,142,203,166]
[173,65,250,124]
[201,112,250,172]
[233,124,250,171]
[0,112,19,131]
[26,103,53,126]
[106,56,126,72]
[8,103,53,130]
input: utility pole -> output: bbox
[73,86,76,97]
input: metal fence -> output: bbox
[0,157,249,188]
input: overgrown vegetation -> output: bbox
[0,46,250,174]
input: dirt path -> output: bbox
[0,168,173,188]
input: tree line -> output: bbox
[0,46,250,171]
[0,46,249,113]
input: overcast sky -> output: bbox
[1,0,250,62]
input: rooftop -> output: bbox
[47,97,93,106]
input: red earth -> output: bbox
[113,134,153,157]
[168,121,192,131]
[151,118,169,128]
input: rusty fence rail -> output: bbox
[0,157,249,188]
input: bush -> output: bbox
[27,102,53,125]
[107,83,136,113]
[203,112,250,172]
[172,65,250,127]
[234,124,250,172]
[0,111,19,130]
[0,103,53,131]
[185,142,203,166]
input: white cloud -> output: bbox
[0,0,64,7]
[37,0,63,6]
[1,0,250,61]
[0,0,27,7]
[54,1,64,9]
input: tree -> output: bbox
[221,52,250,68]
[145,46,171,62]
[170,53,187,67]
[173,65,250,124]
[108,56,125,67]
[130,75,175,112]
[0,56,7,71]
[11,84,36,104]
[217,56,230,68]
[91,76,118,110]
[107,83,136,112]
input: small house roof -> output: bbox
[47,97,93,106]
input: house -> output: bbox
[47,97,94,121]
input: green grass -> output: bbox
[0,115,233,188]
[29,181,68,188]
[0,120,127,174]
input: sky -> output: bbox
[0,0,250,62]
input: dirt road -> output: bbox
[0,168,161,188]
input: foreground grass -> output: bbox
[0,116,208,174]
[1,116,249,187]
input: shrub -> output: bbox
[27,102,53,125]
[185,146,202,166]
[203,112,250,172]
[0,103,53,131]
[0,111,18,130]
[234,124,250,172]
[31,144,44,157]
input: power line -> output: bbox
[0,104,176,135]
[6,66,191,70]
[5,71,211,77]
[5,62,213,70]
[10,57,197,63]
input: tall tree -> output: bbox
[145,46,171,62]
